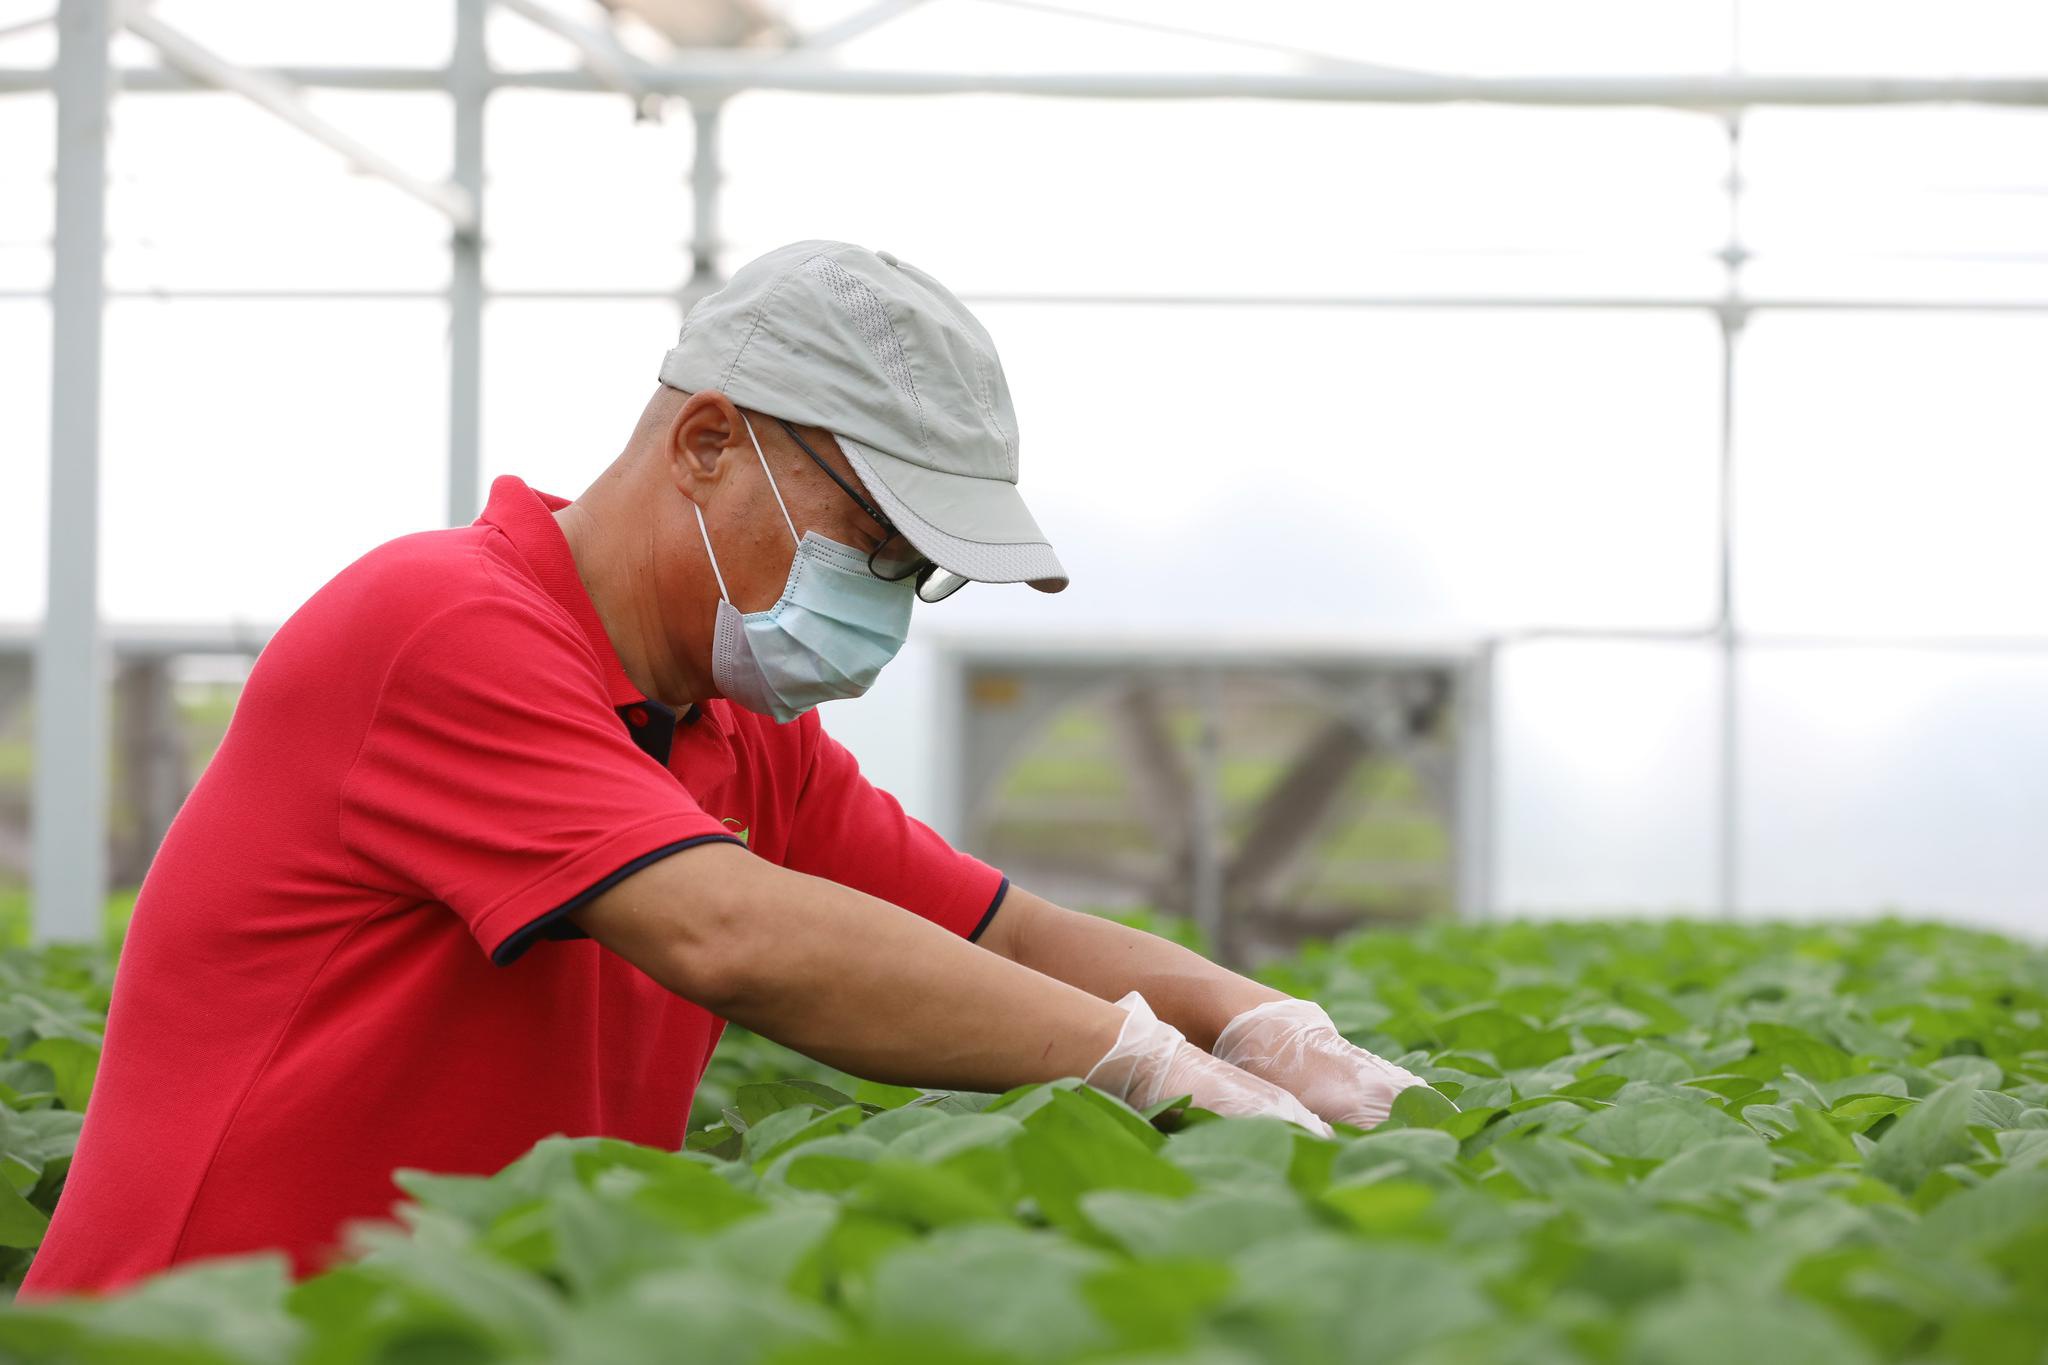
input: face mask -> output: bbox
[692,413,916,724]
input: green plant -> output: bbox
[0,915,2043,1363]
[0,941,114,1289]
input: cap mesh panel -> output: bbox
[806,257,928,451]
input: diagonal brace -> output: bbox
[120,6,477,230]
[498,0,663,120]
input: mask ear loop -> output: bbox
[692,411,802,608]
[692,500,733,605]
[740,412,801,548]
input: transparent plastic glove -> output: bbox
[1212,997,1434,1132]
[1084,991,1334,1138]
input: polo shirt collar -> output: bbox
[475,475,726,769]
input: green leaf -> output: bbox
[853,1078,925,1110]
[1329,1127,1460,1184]
[1575,1097,1752,1161]
[1927,1055,2003,1091]
[1869,1078,1980,1195]
[1230,1239,1495,1361]
[1069,1083,1170,1152]
[684,1123,743,1161]
[1011,1089,1196,1230]
[781,1079,861,1109]
[30,1253,302,1361]
[1082,1187,1316,1259]
[1319,1179,1442,1238]
[1597,1043,1695,1084]
[1162,1114,1297,1186]
[1080,1257,1233,1348]
[1625,1286,1879,1365]
[1496,1028,1575,1070]
[1772,1105,1863,1167]
[1139,1091,1193,1121]
[19,1037,97,1112]
[1910,1164,2048,1260]
[1558,1072,1631,1101]
[1488,1134,1611,1197]
[863,1224,1115,1362]
[846,1158,1012,1228]
[734,1081,830,1126]
[881,1112,1025,1164]
[748,1104,865,1169]
[1431,1005,1532,1055]
[563,1267,839,1363]
[736,1106,814,1162]
[1381,1084,1462,1130]
[1729,1022,1855,1084]
[0,1173,49,1247]
[1828,1093,1917,1133]
[1638,1135,1773,1199]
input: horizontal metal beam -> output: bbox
[2,285,2043,313]
[1499,625,2048,654]
[5,619,2048,660]
[2,62,2046,106]
[0,619,275,657]
[926,630,1489,669]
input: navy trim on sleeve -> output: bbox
[491,832,746,966]
[968,875,1011,944]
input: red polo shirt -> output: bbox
[18,474,1009,1300]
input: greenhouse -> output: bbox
[0,1,2044,1361]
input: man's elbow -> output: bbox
[651,879,774,1013]
[567,840,773,1012]
[650,929,752,1013]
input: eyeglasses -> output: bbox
[774,416,965,603]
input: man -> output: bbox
[21,241,1425,1299]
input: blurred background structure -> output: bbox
[3,1,2045,958]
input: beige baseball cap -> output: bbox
[657,239,1068,599]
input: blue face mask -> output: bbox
[692,413,916,724]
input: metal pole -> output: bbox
[1189,668,1226,960]
[35,0,113,943]
[681,96,726,316]
[446,0,485,526]
[1714,5,1747,919]
[1454,642,1497,920]
[1716,293,1744,921]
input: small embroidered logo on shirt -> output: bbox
[721,817,750,846]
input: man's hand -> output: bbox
[1085,991,1333,1137]
[1211,998,1435,1131]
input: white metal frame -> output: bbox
[9,0,2048,939]
[922,630,1490,944]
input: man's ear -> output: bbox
[668,389,745,500]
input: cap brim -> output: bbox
[835,433,1068,593]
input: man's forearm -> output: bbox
[695,860,1129,1093]
[992,888,1288,1052]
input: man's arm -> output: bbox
[972,884,1289,1052]
[569,839,1131,1091]
[566,840,1335,1133]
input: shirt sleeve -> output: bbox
[338,595,742,965]
[779,710,1010,943]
